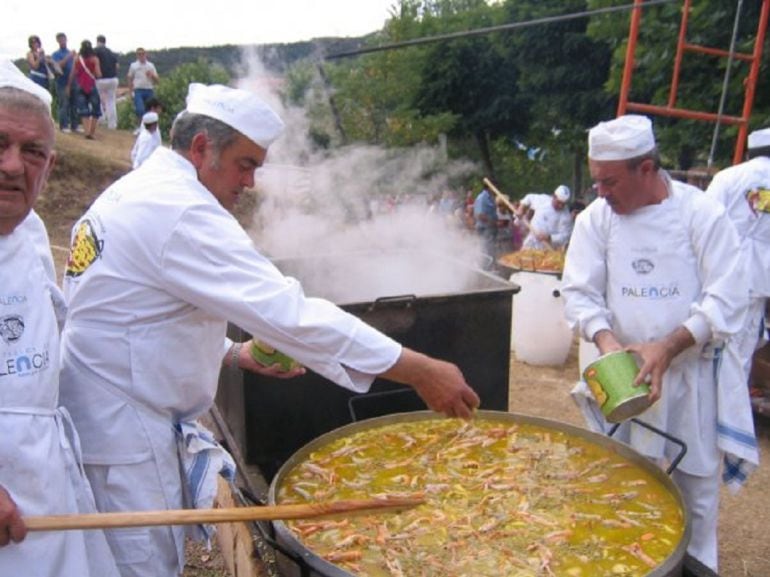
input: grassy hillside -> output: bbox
[37,129,133,252]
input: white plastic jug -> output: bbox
[510,271,574,366]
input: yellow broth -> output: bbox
[276,417,684,577]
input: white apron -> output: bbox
[603,199,720,476]
[0,229,118,577]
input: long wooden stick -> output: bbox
[484,177,555,251]
[482,177,518,214]
[24,496,424,532]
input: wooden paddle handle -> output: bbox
[484,177,557,250]
[24,496,424,532]
[483,177,518,214]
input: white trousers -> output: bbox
[86,460,184,577]
[672,467,720,572]
[96,77,119,129]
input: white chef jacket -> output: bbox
[519,193,551,212]
[705,156,770,379]
[706,156,770,300]
[522,198,574,250]
[562,175,751,476]
[0,223,118,577]
[19,209,57,283]
[59,147,402,570]
[130,125,161,169]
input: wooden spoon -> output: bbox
[24,495,425,532]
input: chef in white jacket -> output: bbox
[519,185,574,250]
[59,82,480,577]
[0,59,119,577]
[130,110,161,169]
[705,127,770,387]
[561,115,757,571]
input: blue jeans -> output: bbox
[133,88,154,118]
[76,88,102,118]
[55,81,79,130]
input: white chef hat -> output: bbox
[588,115,656,161]
[554,185,571,202]
[0,58,52,108]
[142,111,159,124]
[185,83,284,149]
[747,127,770,150]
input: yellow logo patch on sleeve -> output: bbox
[64,220,103,278]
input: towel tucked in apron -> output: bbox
[176,420,236,541]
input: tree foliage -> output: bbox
[103,0,770,194]
[586,0,770,167]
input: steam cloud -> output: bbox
[236,49,498,304]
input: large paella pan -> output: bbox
[268,411,690,577]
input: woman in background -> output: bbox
[26,35,53,90]
[70,39,102,140]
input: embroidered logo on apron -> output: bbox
[65,219,104,277]
[631,258,655,274]
[0,315,24,343]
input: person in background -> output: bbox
[130,111,161,168]
[705,127,770,393]
[94,34,119,130]
[472,184,498,267]
[69,39,102,140]
[127,48,158,129]
[51,32,79,133]
[59,82,480,577]
[561,114,758,571]
[517,185,573,250]
[0,58,119,577]
[143,96,163,116]
[25,35,53,90]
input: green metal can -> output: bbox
[582,350,651,423]
[249,340,300,372]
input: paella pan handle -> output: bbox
[608,418,688,475]
[238,487,313,577]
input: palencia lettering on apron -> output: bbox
[0,294,27,307]
[0,348,50,377]
[621,284,681,299]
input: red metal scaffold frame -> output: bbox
[617,0,769,165]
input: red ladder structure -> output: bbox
[617,0,769,165]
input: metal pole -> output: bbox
[707,0,744,168]
[618,0,646,116]
[325,0,678,60]
[668,0,691,108]
[733,0,770,164]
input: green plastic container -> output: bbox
[582,350,651,423]
[249,340,300,372]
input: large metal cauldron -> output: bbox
[216,250,519,478]
[267,410,691,577]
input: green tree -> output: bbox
[497,0,613,193]
[586,0,770,168]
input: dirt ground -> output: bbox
[39,130,770,577]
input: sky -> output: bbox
[4,0,399,60]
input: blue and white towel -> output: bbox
[176,420,237,542]
[713,345,760,493]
